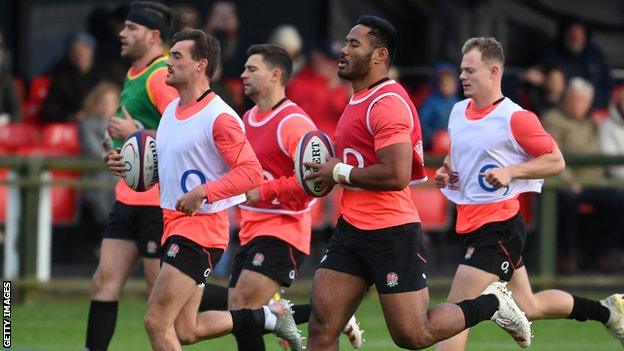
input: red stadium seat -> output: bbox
[29,75,52,104]
[0,123,40,152]
[518,192,536,230]
[41,123,80,156]
[411,186,451,232]
[17,146,80,224]
[0,147,11,222]
[430,130,450,156]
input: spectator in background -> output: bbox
[543,77,624,272]
[0,31,21,123]
[418,62,460,149]
[78,82,119,225]
[599,88,624,268]
[172,4,199,33]
[87,5,130,87]
[531,67,566,117]
[286,40,349,136]
[600,88,624,180]
[526,19,611,108]
[204,1,240,78]
[270,25,305,76]
[42,32,105,124]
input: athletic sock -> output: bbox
[199,283,229,311]
[231,308,267,332]
[233,327,266,351]
[457,294,499,328]
[85,300,118,351]
[292,304,311,325]
[567,295,610,324]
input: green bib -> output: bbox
[112,56,169,148]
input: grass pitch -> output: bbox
[13,294,621,350]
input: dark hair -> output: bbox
[128,1,173,42]
[172,27,221,79]
[462,37,505,67]
[355,15,397,66]
[247,44,293,85]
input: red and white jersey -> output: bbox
[239,100,317,253]
[441,98,544,205]
[334,79,426,230]
[157,95,246,213]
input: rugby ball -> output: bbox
[294,131,335,197]
[120,130,158,192]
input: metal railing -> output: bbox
[1,154,624,287]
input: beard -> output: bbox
[122,41,148,61]
[338,51,372,81]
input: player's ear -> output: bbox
[272,68,281,83]
[198,58,208,73]
[374,46,389,65]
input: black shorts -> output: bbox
[103,201,163,258]
[229,236,307,288]
[461,213,527,281]
[318,217,428,294]
[161,235,223,284]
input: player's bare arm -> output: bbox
[304,142,412,191]
[482,147,565,188]
[175,186,207,216]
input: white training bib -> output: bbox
[157,96,246,213]
[441,98,543,205]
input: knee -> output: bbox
[518,298,540,321]
[91,268,118,297]
[391,328,434,350]
[308,313,341,342]
[176,327,198,345]
[144,312,161,336]
[228,294,247,310]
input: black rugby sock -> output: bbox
[199,282,229,311]
[567,295,610,324]
[85,300,118,351]
[233,327,266,351]
[457,294,499,328]
[292,304,312,325]
[231,308,266,332]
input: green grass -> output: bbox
[12,295,621,350]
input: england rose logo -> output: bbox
[252,253,265,267]
[166,243,179,258]
[386,272,399,288]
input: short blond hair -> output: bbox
[462,37,505,67]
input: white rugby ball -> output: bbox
[120,130,158,192]
[294,130,335,197]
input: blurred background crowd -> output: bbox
[0,0,623,280]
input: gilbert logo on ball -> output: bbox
[294,130,335,197]
[121,130,159,192]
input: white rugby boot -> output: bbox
[482,281,532,348]
[601,293,624,347]
[269,299,305,351]
[342,315,364,348]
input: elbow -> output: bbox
[389,174,411,191]
[552,155,566,175]
[555,158,566,174]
